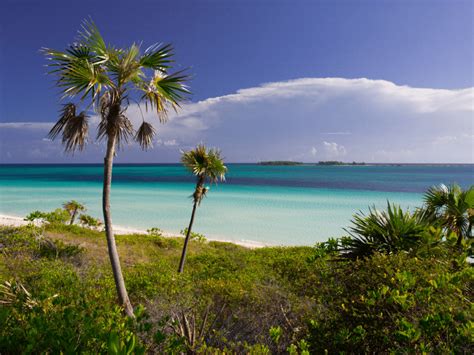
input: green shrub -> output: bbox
[181,228,207,242]
[0,273,144,353]
[44,208,71,225]
[1,221,471,353]
[147,227,163,236]
[305,252,473,353]
[24,210,47,223]
[341,203,429,259]
[79,214,102,228]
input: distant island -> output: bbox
[258,161,304,165]
[317,161,366,166]
[258,160,366,166]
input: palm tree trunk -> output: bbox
[103,135,134,317]
[456,232,463,248]
[178,201,198,273]
[69,208,77,225]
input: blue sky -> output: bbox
[0,0,472,163]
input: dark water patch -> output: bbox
[0,164,472,194]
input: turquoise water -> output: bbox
[0,164,472,245]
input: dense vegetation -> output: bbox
[258,161,304,166]
[0,185,472,353]
[316,161,366,166]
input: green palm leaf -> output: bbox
[181,144,227,204]
[139,43,174,71]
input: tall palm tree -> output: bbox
[43,20,190,317]
[423,184,474,247]
[63,200,86,225]
[178,145,227,273]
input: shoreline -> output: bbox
[0,213,270,249]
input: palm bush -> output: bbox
[43,20,190,316]
[422,184,474,246]
[341,203,428,259]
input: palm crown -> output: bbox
[423,184,474,244]
[181,144,227,204]
[43,20,190,151]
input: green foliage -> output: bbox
[25,208,70,226]
[307,237,340,260]
[63,200,86,224]
[147,227,163,236]
[0,274,142,353]
[269,325,282,344]
[181,228,207,242]
[79,213,102,228]
[1,204,472,354]
[24,210,47,223]
[45,208,72,225]
[305,252,473,353]
[422,184,474,245]
[43,19,190,153]
[341,202,429,259]
[0,225,83,262]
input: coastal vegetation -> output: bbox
[259,161,304,166]
[178,145,227,273]
[42,20,190,317]
[317,160,366,166]
[258,161,366,166]
[63,200,86,225]
[0,185,472,353]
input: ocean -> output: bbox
[0,164,472,246]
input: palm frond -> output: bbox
[341,203,426,259]
[62,112,89,152]
[140,70,191,122]
[463,187,474,208]
[63,200,86,212]
[78,19,108,61]
[44,19,191,154]
[57,57,110,100]
[97,113,134,148]
[423,184,450,210]
[206,149,227,182]
[48,103,76,139]
[134,121,156,150]
[139,43,174,71]
[181,144,227,182]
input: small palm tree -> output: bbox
[63,200,86,225]
[341,202,428,259]
[43,20,190,316]
[422,184,474,247]
[178,145,227,273]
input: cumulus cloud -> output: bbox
[323,141,347,158]
[1,77,473,163]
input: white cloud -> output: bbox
[0,122,52,129]
[1,77,473,163]
[163,139,178,146]
[323,141,347,158]
[322,131,351,135]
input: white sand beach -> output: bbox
[0,213,268,249]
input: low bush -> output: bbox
[305,251,473,353]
